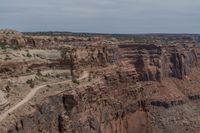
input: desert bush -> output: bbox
[0,43,6,50]
[26,52,32,58]
[72,79,80,85]
[26,79,35,88]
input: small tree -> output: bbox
[26,52,32,58]
[26,79,35,88]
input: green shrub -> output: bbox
[5,85,11,92]
[26,79,33,84]
[0,43,21,50]
[0,43,6,50]
[26,79,35,88]
[72,79,80,85]
[26,53,32,58]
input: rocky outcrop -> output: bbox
[1,30,198,81]
[4,75,147,133]
[59,42,199,81]
[0,29,110,49]
[0,90,9,111]
[119,43,198,81]
[0,29,26,47]
[1,31,200,133]
[60,44,118,79]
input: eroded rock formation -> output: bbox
[1,31,200,133]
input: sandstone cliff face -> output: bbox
[119,43,198,81]
[4,41,200,133]
[60,44,118,79]
[59,42,199,81]
[1,31,200,133]
[5,73,147,133]
[1,30,198,81]
[5,70,200,133]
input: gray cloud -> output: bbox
[0,0,200,33]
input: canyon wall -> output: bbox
[118,43,198,81]
[1,31,200,133]
[1,30,198,81]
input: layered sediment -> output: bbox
[0,30,200,133]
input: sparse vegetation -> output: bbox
[11,44,21,50]
[0,42,6,50]
[26,52,32,58]
[26,79,35,88]
[46,85,51,88]
[0,42,21,50]
[41,78,47,82]
[36,69,42,76]
[72,79,80,84]
[56,74,60,78]
[26,69,32,73]
[4,55,11,60]
[5,85,11,92]
[26,79,32,84]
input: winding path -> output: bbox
[0,71,89,122]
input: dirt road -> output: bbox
[0,71,89,122]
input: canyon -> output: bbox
[0,29,200,133]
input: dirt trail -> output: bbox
[0,71,89,122]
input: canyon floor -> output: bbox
[0,29,200,133]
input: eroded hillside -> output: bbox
[0,30,200,133]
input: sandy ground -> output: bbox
[0,71,89,122]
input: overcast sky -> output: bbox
[0,0,200,33]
